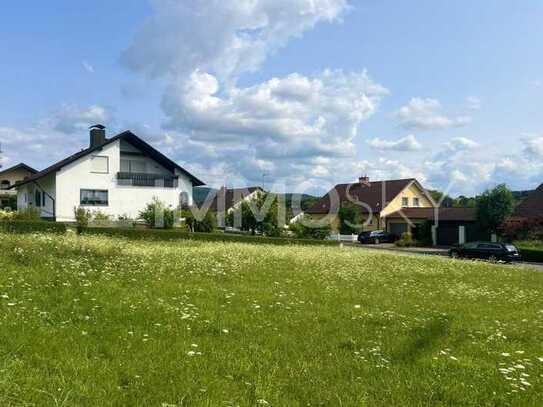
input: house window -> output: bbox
[120,159,146,173]
[402,197,409,207]
[120,159,130,172]
[0,180,10,190]
[413,197,420,207]
[35,190,42,207]
[90,155,109,174]
[80,189,108,206]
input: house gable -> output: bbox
[119,140,172,176]
[12,128,204,222]
[11,131,204,190]
[305,178,416,215]
[380,180,434,217]
[0,163,37,190]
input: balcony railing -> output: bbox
[117,172,178,188]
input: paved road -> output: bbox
[347,242,543,272]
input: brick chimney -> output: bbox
[89,124,106,148]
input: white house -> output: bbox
[209,186,263,228]
[12,125,204,222]
[0,163,38,209]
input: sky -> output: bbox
[0,0,542,197]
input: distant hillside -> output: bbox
[512,190,533,203]
[193,187,218,206]
[282,193,320,211]
[192,186,319,211]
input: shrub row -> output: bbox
[513,245,543,263]
[0,220,67,234]
[82,227,338,246]
[513,241,543,263]
[517,249,543,263]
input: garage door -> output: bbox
[437,225,458,246]
[389,223,408,237]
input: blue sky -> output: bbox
[1,1,542,196]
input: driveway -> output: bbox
[347,242,543,272]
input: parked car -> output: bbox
[448,242,521,263]
[358,230,398,244]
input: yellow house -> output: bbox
[305,176,435,235]
[0,163,37,209]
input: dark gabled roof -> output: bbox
[387,207,477,222]
[511,182,543,219]
[305,178,417,214]
[209,186,263,211]
[0,162,38,177]
[10,131,204,189]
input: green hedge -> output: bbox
[518,249,543,263]
[0,220,67,234]
[82,227,338,246]
[514,241,543,263]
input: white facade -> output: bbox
[17,173,56,218]
[216,189,262,228]
[16,138,195,222]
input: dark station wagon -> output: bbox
[358,230,398,245]
[449,242,521,263]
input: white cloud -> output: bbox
[52,104,112,134]
[444,137,479,151]
[115,1,542,196]
[0,125,74,171]
[0,153,8,168]
[466,96,481,110]
[395,98,471,130]
[159,69,388,187]
[122,0,349,82]
[163,69,386,142]
[522,134,543,160]
[0,105,116,172]
[120,0,375,189]
[82,60,95,73]
[368,134,422,151]
[418,132,543,195]
[423,157,494,196]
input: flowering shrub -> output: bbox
[139,198,175,229]
[395,232,421,247]
[182,208,216,233]
[288,221,331,240]
[0,220,66,234]
[82,227,338,246]
[12,207,41,221]
[0,209,15,221]
[74,206,91,233]
[502,217,543,240]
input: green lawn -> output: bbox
[1,233,543,406]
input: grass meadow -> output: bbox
[1,232,543,406]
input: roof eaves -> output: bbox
[0,162,38,177]
[10,130,205,189]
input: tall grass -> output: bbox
[1,232,542,405]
